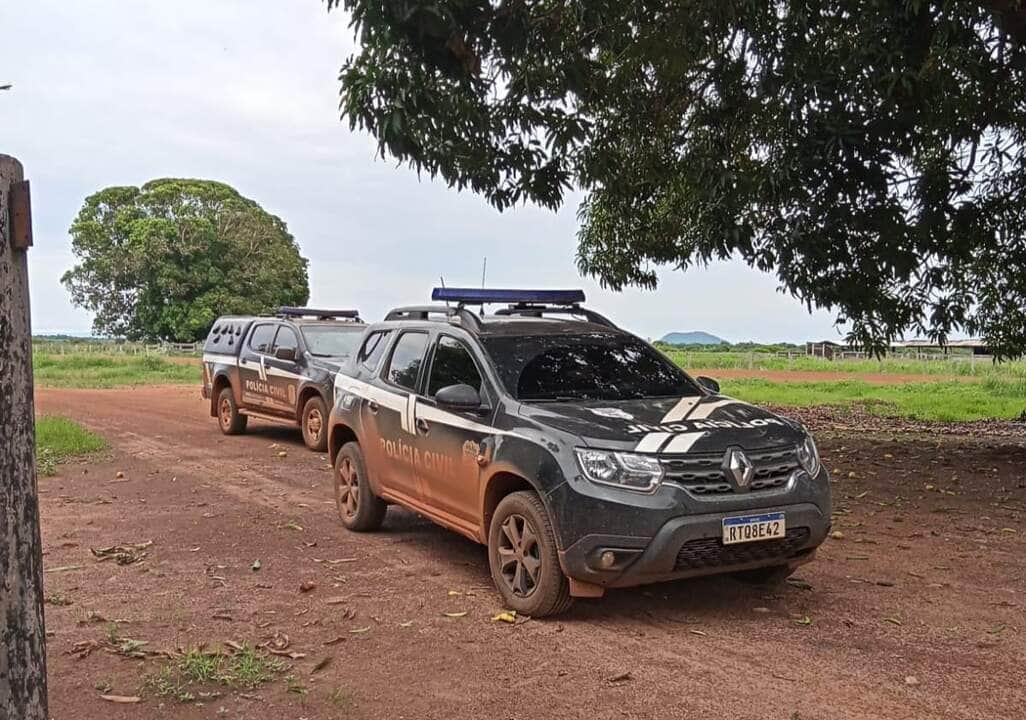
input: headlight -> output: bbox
[796,435,821,477]
[575,448,664,493]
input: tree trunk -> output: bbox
[0,154,48,718]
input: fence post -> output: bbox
[0,154,48,718]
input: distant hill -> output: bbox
[659,331,727,346]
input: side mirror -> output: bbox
[275,346,297,362]
[696,375,720,394]
[434,383,483,411]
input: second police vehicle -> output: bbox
[325,289,832,616]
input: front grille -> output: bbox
[661,445,799,495]
[674,527,811,570]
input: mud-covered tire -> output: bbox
[217,387,247,435]
[301,395,329,452]
[333,442,386,532]
[731,565,796,586]
[488,491,573,617]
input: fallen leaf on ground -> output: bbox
[793,615,813,626]
[443,611,468,618]
[607,671,632,683]
[323,636,345,645]
[883,617,903,626]
[398,621,414,628]
[251,560,261,571]
[688,629,707,637]
[45,565,85,574]
[349,626,371,634]
[491,611,517,623]
[299,581,316,593]
[311,656,332,673]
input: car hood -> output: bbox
[517,394,805,453]
[308,356,346,373]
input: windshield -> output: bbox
[481,333,702,401]
[299,326,364,358]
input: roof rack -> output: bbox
[493,303,617,329]
[276,307,362,321]
[382,305,482,331]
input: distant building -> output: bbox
[806,341,848,359]
[890,339,991,356]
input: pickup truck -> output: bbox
[201,307,365,451]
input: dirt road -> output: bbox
[35,385,1026,720]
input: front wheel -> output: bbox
[487,491,572,617]
[217,387,247,435]
[301,395,328,452]
[333,442,386,531]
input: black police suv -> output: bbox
[326,289,831,616]
[201,307,365,451]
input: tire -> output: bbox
[488,491,573,617]
[333,442,386,532]
[731,565,796,586]
[217,387,247,435]
[301,395,329,452]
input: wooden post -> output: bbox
[0,154,48,719]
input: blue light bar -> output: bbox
[431,287,586,305]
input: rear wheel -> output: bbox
[488,491,572,617]
[731,565,796,586]
[333,442,386,531]
[301,395,328,452]
[217,387,247,435]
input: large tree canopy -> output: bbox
[333,0,1026,355]
[62,179,309,342]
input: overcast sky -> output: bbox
[0,0,844,343]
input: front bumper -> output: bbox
[558,500,829,588]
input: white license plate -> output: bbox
[722,512,786,545]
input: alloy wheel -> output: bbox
[336,456,360,519]
[497,513,541,598]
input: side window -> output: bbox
[428,336,483,397]
[357,330,392,371]
[248,324,276,353]
[384,332,428,392]
[273,326,299,354]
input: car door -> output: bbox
[256,324,303,417]
[412,333,494,526]
[350,329,394,490]
[238,322,278,410]
[372,330,430,503]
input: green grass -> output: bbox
[36,416,106,475]
[722,377,1026,422]
[144,644,285,703]
[33,351,198,388]
[663,348,1026,378]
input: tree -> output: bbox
[62,179,310,342]
[331,1,1026,356]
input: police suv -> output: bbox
[202,307,365,451]
[327,289,831,616]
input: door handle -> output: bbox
[416,418,429,434]
[367,400,379,414]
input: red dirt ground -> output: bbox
[34,385,1026,720]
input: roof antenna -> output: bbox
[439,275,449,308]
[481,257,487,288]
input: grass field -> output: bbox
[36,415,107,475]
[664,348,1026,378]
[721,377,1026,422]
[33,351,198,388]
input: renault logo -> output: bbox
[723,447,755,491]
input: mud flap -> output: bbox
[568,578,605,598]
